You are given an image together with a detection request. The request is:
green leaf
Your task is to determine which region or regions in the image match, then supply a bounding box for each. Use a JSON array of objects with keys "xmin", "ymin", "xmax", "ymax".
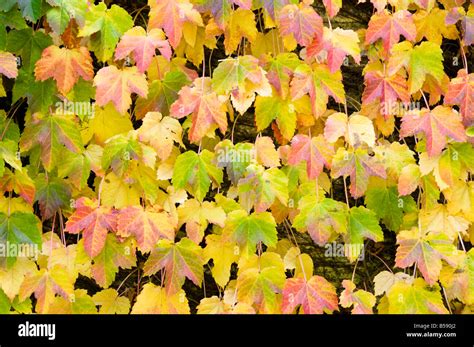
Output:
[
  {"xmin": 90, "ymin": 235, "xmax": 136, "ymax": 288},
  {"xmin": 17, "ymin": 0, "xmax": 45, "ymax": 22},
  {"xmin": 0, "ymin": 0, "xmax": 16, "ymax": 12},
  {"xmin": 238, "ymin": 165, "xmax": 289, "ymax": 213},
  {"xmin": 0, "ymin": 211, "xmax": 42, "ymax": 266},
  {"xmin": 386, "ymin": 278, "xmax": 448, "ymax": 314},
  {"xmin": 408, "ymin": 42, "xmax": 444, "ymax": 93},
  {"xmin": 78, "ymin": 3, "xmax": 133, "ymax": 62},
  {"xmin": 101, "ymin": 134, "xmax": 143, "ymax": 177},
  {"xmin": 0, "ymin": 139, "xmax": 22, "ymax": 176},
  {"xmin": 172, "ymin": 149, "xmax": 222, "ymax": 201},
  {"xmin": 255, "ymin": 94, "xmax": 296, "ymax": 141},
  {"xmin": 215, "ymin": 140, "xmax": 253, "ymax": 184},
  {"xmin": 345, "ymin": 206, "xmax": 383, "ymax": 261},
  {"xmin": 20, "ymin": 113, "xmax": 83, "ymax": 171},
  {"xmin": 224, "ymin": 209, "xmax": 278, "ymax": 256},
  {"xmin": 13, "ymin": 69, "xmax": 57, "ymax": 113},
  {"xmin": 45, "ymin": 0, "xmax": 87, "ymax": 35},
  {"xmin": 34, "ymin": 173, "xmax": 71, "ymax": 220},
  {"xmin": 365, "ymin": 181, "xmax": 416, "ymax": 232},
  {"xmin": 293, "ymin": 196, "xmax": 348, "ymax": 246},
  {"xmin": 7, "ymin": 28, "xmax": 52, "ymax": 73},
  {"xmin": 236, "ymin": 252, "xmax": 285, "ymax": 313}
]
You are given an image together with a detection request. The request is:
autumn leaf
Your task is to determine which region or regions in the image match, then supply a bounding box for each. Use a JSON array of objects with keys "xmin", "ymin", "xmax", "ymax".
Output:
[
  {"xmin": 224, "ymin": 210, "xmax": 278, "ymax": 257},
  {"xmin": 400, "ymin": 106, "xmax": 466, "ymax": 157},
  {"xmin": 339, "ymin": 279, "xmax": 376, "ymax": 314},
  {"xmin": 93, "ymin": 288, "xmax": 130, "ymax": 314},
  {"xmin": 90, "ymin": 234, "xmax": 136, "ymax": 288},
  {"xmin": 78, "ymin": 2, "xmax": 133, "ymax": 62},
  {"xmin": 34, "ymin": 174, "xmax": 71, "ymax": 220},
  {"xmin": 137, "ymin": 112, "xmax": 183, "ymax": 161},
  {"xmin": 131, "ymin": 283, "xmax": 189, "ymax": 314},
  {"xmin": 293, "ymin": 196, "xmax": 348, "ymax": 246},
  {"xmin": 238, "ymin": 165, "xmax": 288, "ymax": 213},
  {"xmin": 116, "ymin": 205, "xmax": 175, "ymax": 253},
  {"xmin": 143, "ymin": 238, "xmax": 204, "ymax": 294},
  {"xmin": 135, "ymin": 70, "xmax": 190, "ymax": 119},
  {"xmin": 255, "ymin": 136, "xmax": 280, "ymax": 168},
  {"xmin": 204, "ymin": 233, "xmax": 239, "ymax": 288},
  {"xmin": 0, "ymin": 258, "xmax": 37, "ymax": 300},
  {"xmin": 389, "ymin": 41, "xmax": 445, "ymax": 94},
  {"xmin": 19, "ymin": 265, "xmax": 74, "ymax": 314},
  {"xmin": 172, "ymin": 150, "xmax": 223, "ymax": 201},
  {"xmin": 170, "ymin": 77, "xmax": 227, "ymax": 143},
  {"xmin": 236, "ymin": 252, "xmax": 286, "ymax": 313},
  {"xmin": 287, "ymin": 134, "xmax": 334, "ymax": 179},
  {"xmin": 0, "ymin": 51, "xmax": 18, "ymax": 78},
  {"xmin": 65, "ymin": 197, "xmax": 117, "ymax": 258},
  {"xmin": 149, "ymin": 0, "xmax": 203, "ymax": 48},
  {"xmin": 94, "ymin": 65, "xmax": 149, "ymax": 115},
  {"xmin": 282, "ymin": 275, "xmax": 338, "ymax": 314},
  {"xmin": 264, "ymin": 53, "xmax": 301, "ymax": 99},
  {"xmin": 362, "ymin": 62, "xmax": 410, "ymax": 119},
  {"xmin": 445, "ymin": 69, "xmax": 473, "ymax": 126},
  {"xmin": 324, "ymin": 112, "xmax": 376, "ymax": 147},
  {"xmin": 365, "ymin": 10, "xmax": 416, "ymax": 55},
  {"xmin": 212, "ymin": 55, "xmax": 271, "ymax": 114},
  {"xmin": 323, "ymin": 0, "xmax": 342, "ymax": 18},
  {"xmin": 395, "ymin": 227, "xmax": 458, "ymax": 285},
  {"xmin": 177, "ymin": 199, "xmax": 226, "ymax": 244},
  {"xmin": 115, "ymin": 27, "xmax": 172, "ymax": 73},
  {"xmin": 279, "ymin": 3, "xmax": 323, "ymax": 47},
  {"xmin": 331, "ymin": 147, "xmax": 386, "ymax": 198},
  {"xmin": 222, "ymin": 9, "xmax": 257, "ymax": 55},
  {"xmin": 385, "ymin": 278, "xmax": 448, "ymax": 314},
  {"xmin": 308, "ymin": 27, "xmax": 360, "ymax": 73},
  {"xmin": 290, "ymin": 63, "xmax": 345, "ymax": 117},
  {"xmin": 20, "ymin": 113, "xmax": 83, "ymax": 171}
]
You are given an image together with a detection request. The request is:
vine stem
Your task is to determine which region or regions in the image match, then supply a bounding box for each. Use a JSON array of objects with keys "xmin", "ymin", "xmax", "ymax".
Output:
[
  {"xmin": 441, "ymin": 285, "xmax": 453, "ymax": 314},
  {"xmin": 97, "ymin": 176, "xmax": 105, "ymax": 207},
  {"xmin": 368, "ymin": 251, "xmax": 393, "ymax": 273},
  {"xmin": 283, "ymin": 219, "xmax": 308, "ymax": 283},
  {"xmin": 343, "ymin": 176, "xmax": 350, "ymax": 208}
]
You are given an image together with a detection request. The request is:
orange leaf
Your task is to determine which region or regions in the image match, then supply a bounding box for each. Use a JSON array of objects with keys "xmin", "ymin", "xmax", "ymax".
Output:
[
  {"xmin": 34, "ymin": 46, "xmax": 94, "ymax": 95},
  {"xmin": 94, "ymin": 65, "xmax": 149, "ymax": 114}
]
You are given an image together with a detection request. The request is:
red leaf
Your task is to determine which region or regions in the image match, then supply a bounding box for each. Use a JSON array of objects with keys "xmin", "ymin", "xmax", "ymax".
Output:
[
  {"xmin": 65, "ymin": 197, "xmax": 117, "ymax": 258},
  {"xmin": 115, "ymin": 27, "xmax": 172, "ymax": 73},
  {"xmin": 117, "ymin": 206, "xmax": 175, "ymax": 253},
  {"xmin": 170, "ymin": 77, "xmax": 228, "ymax": 143},
  {"xmin": 94, "ymin": 66, "xmax": 149, "ymax": 114},
  {"xmin": 282, "ymin": 276, "xmax": 338, "ymax": 314},
  {"xmin": 365, "ymin": 10, "xmax": 416, "ymax": 55},
  {"xmin": 445, "ymin": 69, "xmax": 474, "ymax": 126},
  {"xmin": 400, "ymin": 106, "xmax": 467, "ymax": 157},
  {"xmin": 279, "ymin": 3, "xmax": 323, "ymax": 47},
  {"xmin": 288, "ymin": 134, "xmax": 334, "ymax": 179}
]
